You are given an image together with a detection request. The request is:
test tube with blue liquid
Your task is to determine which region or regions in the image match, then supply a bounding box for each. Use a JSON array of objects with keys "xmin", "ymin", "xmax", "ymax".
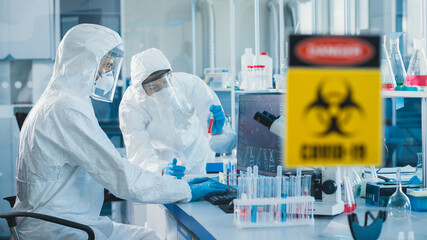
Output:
[
  {"xmin": 281, "ymin": 176, "xmax": 289, "ymax": 222},
  {"xmin": 252, "ymin": 166, "xmax": 258, "ymax": 223},
  {"xmin": 274, "ymin": 166, "xmax": 282, "ymax": 223}
]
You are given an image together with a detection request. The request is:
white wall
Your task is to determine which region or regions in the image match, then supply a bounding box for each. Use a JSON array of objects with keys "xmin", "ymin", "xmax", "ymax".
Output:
[{"xmin": 123, "ymin": 0, "xmax": 273, "ymax": 79}]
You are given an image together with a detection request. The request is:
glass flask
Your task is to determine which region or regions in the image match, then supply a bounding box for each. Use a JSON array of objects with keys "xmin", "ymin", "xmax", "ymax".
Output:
[
  {"xmin": 409, "ymin": 153, "xmax": 423, "ymax": 184},
  {"xmin": 387, "ymin": 167, "xmax": 411, "ymax": 219},
  {"xmin": 381, "ymin": 36, "xmax": 396, "ymax": 90},
  {"xmin": 386, "ymin": 32, "xmax": 407, "ymax": 86},
  {"xmin": 405, "ymin": 38, "xmax": 427, "ymax": 87},
  {"xmin": 351, "ymin": 168, "xmax": 362, "ymax": 199}
]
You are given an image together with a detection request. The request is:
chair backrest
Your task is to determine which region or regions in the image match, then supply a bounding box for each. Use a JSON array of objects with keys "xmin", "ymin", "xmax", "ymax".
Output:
[
  {"xmin": 4, "ymin": 196, "xmax": 16, "ymax": 208},
  {"xmin": 1, "ymin": 196, "xmax": 95, "ymax": 240}
]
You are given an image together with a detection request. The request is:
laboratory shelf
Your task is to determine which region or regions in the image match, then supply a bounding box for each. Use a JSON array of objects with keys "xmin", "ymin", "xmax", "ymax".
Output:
[
  {"xmin": 382, "ymin": 90, "xmax": 427, "ymax": 189},
  {"xmin": 381, "ymin": 91, "xmax": 427, "ymax": 98}
]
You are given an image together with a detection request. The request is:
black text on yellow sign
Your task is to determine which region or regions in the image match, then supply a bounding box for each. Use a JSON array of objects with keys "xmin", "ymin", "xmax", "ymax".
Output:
[{"xmin": 285, "ymin": 68, "xmax": 381, "ymax": 167}]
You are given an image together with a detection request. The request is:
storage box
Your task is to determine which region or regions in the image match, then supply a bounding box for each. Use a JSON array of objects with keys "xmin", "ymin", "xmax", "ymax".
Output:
[
  {"xmin": 407, "ymin": 188, "xmax": 427, "ymax": 211},
  {"xmin": 365, "ymin": 182, "xmax": 420, "ymax": 207}
]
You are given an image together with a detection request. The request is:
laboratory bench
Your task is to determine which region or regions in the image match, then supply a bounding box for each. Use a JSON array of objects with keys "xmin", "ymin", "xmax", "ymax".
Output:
[{"xmin": 142, "ymin": 198, "xmax": 427, "ymax": 240}]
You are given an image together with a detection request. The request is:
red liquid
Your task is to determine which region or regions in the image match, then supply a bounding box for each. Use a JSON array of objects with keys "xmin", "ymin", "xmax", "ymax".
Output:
[
  {"xmin": 343, "ymin": 202, "xmax": 357, "ymax": 213},
  {"xmin": 382, "ymin": 83, "xmax": 395, "ymax": 90},
  {"xmin": 208, "ymin": 118, "xmax": 213, "ymax": 133},
  {"xmin": 405, "ymin": 75, "xmax": 427, "ymax": 86}
]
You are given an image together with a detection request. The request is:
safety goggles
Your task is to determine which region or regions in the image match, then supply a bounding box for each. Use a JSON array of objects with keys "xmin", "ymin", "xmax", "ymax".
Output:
[
  {"xmin": 91, "ymin": 44, "xmax": 124, "ymax": 102},
  {"xmin": 141, "ymin": 69, "xmax": 171, "ymax": 96}
]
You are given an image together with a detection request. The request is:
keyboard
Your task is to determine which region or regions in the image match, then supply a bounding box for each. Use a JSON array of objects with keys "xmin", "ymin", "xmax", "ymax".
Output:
[{"xmin": 204, "ymin": 187, "xmax": 237, "ymax": 205}]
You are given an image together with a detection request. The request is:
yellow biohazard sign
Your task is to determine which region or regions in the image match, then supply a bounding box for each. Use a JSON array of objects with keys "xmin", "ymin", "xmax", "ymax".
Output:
[{"xmin": 285, "ymin": 35, "xmax": 382, "ymax": 167}]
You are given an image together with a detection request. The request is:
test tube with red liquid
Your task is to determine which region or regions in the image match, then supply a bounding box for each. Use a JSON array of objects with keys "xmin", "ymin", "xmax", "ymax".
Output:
[{"xmin": 208, "ymin": 113, "xmax": 214, "ymax": 133}]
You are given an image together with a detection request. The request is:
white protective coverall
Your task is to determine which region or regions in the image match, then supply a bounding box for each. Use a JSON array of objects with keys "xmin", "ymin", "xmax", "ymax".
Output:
[
  {"xmin": 119, "ymin": 49, "xmax": 236, "ymax": 175},
  {"xmin": 13, "ymin": 24, "xmax": 191, "ymax": 240}
]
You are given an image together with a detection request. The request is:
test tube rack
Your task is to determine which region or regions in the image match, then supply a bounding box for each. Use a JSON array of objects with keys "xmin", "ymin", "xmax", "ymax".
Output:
[{"xmin": 233, "ymin": 196, "xmax": 315, "ymax": 228}]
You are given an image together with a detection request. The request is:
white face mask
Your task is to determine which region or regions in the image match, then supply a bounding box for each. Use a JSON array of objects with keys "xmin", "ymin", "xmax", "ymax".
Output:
[
  {"xmin": 95, "ymin": 71, "xmax": 115, "ymax": 93},
  {"xmin": 150, "ymin": 87, "xmax": 172, "ymax": 103}
]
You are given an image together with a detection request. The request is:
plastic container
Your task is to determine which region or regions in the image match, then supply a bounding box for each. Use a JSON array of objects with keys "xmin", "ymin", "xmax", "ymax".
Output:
[
  {"xmin": 241, "ymin": 48, "xmax": 255, "ymax": 89},
  {"xmin": 259, "ymin": 52, "xmax": 273, "ymax": 89},
  {"xmin": 407, "ymin": 188, "xmax": 427, "ymax": 211}
]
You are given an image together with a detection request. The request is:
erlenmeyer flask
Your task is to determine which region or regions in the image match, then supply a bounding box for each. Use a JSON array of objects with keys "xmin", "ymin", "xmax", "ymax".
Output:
[
  {"xmin": 386, "ymin": 33, "xmax": 407, "ymax": 86},
  {"xmin": 405, "ymin": 38, "xmax": 427, "ymax": 87},
  {"xmin": 351, "ymin": 168, "xmax": 362, "ymax": 199},
  {"xmin": 387, "ymin": 167, "xmax": 411, "ymax": 219},
  {"xmin": 381, "ymin": 36, "xmax": 396, "ymax": 90}
]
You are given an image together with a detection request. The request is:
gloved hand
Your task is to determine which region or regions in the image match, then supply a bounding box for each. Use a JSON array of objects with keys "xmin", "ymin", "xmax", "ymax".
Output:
[
  {"xmin": 163, "ymin": 158, "xmax": 186, "ymax": 179},
  {"xmin": 208, "ymin": 105, "xmax": 225, "ymax": 134},
  {"xmin": 189, "ymin": 178, "xmax": 229, "ymax": 201}
]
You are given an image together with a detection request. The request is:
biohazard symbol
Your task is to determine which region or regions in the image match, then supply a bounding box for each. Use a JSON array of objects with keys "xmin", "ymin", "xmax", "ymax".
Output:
[{"xmin": 304, "ymin": 77, "xmax": 364, "ymax": 137}]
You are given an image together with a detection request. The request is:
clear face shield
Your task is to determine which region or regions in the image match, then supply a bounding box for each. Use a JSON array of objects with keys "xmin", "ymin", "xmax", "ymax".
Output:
[
  {"xmin": 141, "ymin": 69, "xmax": 172, "ymax": 97},
  {"xmin": 91, "ymin": 45, "xmax": 124, "ymax": 102}
]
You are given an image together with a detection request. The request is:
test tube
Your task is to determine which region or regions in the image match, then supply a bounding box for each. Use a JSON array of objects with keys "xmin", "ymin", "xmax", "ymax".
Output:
[
  {"xmin": 247, "ymin": 167, "xmax": 252, "ymax": 178},
  {"xmin": 207, "ymin": 112, "xmax": 214, "ymax": 133},
  {"xmin": 274, "ymin": 175, "xmax": 282, "ymax": 222},
  {"xmin": 222, "ymin": 157, "xmax": 229, "ymax": 185},
  {"xmin": 246, "ymin": 177, "xmax": 252, "ymax": 223},
  {"xmin": 302, "ymin": 175, "xmax": 311, "ymax": 220},
  {"xmin": 275, "ymin": 165, "xmax": 282, "ymax": 222},
  {"xmin": 251, "ymin": 166, "xmax": 258, "ymax": 223},
  {"xmin": 281, "ymin": 176, "xmax": 289, "ymax": 222},
  {"xmin": 264, "ymin": 177, "xmax": 273, "ymax": 223},
  {"xmin": 290, "ymin": 176, "xmax": 296, "ymax": 221},
  {"xmin": 219, "ymin": 172, "xmax": 225, "ymax": 184},
  {"xmin": 231, "ymin": 159, "xmax": 237, "ymax": 186},
  {"xmin": 296, "ymin": 169, "xmax": 302, "ymax": 219},
  {"xmin": 257, "ymin": 177, "xmax": 264, "ymax": 222}
]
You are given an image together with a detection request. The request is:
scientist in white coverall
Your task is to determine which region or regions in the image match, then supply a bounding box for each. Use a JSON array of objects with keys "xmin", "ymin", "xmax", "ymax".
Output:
[
  {"xmin": 119, "ymin": 48, "xmax": 236, "ymax": 177},
  {"xmin": 13, "ymin": 24, "xmax": 228, "ymax": 240}
]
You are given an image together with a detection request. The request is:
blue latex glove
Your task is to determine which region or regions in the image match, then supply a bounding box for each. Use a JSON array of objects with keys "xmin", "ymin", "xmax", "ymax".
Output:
[
  {"xmin": 208, "ymin": 105, "xmax": 225, "ymax": 134},
  {"xmin": 163, "ymin": 158, "xmax": 186, "ymax": 179},
  {"xmin": 188, "ymin": 177, "xmax": 212, "ymax": 185},
  {"xmin": 189, "ymin": 179, "xmax": 229, "ymax": 201}
]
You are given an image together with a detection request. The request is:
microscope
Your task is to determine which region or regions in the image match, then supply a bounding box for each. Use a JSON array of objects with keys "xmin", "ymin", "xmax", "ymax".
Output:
[{"xmin": 254, "ymin": 111, "xmax": 344, "ymax": 216}]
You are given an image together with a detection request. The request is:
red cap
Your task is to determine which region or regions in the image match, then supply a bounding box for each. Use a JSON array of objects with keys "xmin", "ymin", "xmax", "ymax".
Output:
[{"xmin": 260, "ymin": 52, "xmax": 268, "ymax": 55}]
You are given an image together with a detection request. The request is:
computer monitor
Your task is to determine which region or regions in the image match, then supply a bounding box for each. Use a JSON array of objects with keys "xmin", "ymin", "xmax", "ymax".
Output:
[{"xmin": 237, "ymin": 93, "xmax": 284, "ymax": 176}]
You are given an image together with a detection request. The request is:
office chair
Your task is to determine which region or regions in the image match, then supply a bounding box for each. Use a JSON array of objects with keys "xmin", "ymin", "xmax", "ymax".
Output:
[{"xmin": 1, "ymin": 196, "xmax": 95, "ymax": 240}]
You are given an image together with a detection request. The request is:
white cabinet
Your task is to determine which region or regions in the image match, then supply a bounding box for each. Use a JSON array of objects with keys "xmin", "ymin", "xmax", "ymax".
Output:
[{"xmin": 2, "ymin": 0, "xmax": 54, "ymax": 60}]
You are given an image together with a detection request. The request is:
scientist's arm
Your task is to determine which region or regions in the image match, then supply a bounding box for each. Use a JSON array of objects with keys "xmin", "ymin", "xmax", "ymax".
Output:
[
  {"xmin": 66, "ymin": 106, "xmax": 192, "ymax": 203},
  {"xmin": 119, "ymin": 98, "xmax": 166, "ymax": 174},
  {"xmin": 178, "ymin": 73, "xmax": 236, "ymax": 153}
]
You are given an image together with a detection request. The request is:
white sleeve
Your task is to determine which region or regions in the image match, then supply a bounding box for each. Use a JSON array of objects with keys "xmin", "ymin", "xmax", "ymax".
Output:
[
  {"xmin": 178, "ymin": 74, "xmax": 236, "ymax": 153},
  {"xmin": 65, "ymin": 106, "xmax": 192, "ymax": 203},
  {"xmin": 119, "ymin": 90, "xmax": 166, "ymax": 174}
]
